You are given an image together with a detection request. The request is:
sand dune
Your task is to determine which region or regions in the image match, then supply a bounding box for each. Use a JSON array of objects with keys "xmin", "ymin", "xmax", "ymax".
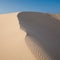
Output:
[
  {"xmin": 0, "ymin": 12, "xmax": 60, "ymax": 60},
  {"xmin": 17, "ymin": 12, "xmax": 60, "ymax": 60}
]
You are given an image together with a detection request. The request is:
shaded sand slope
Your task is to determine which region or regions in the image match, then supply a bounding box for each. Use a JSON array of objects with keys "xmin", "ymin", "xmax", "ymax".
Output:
[
  {"xmin": 0, "ymin": 13, "xmax": 36, "ymax": 60},
  {"xmin": 17, "ymin": 12, "xmax": 60, "ymax": 60}
]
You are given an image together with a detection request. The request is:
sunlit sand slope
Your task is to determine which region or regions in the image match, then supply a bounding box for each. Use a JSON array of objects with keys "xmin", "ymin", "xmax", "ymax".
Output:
[{"xmin": 0, "ymin": 13, "xmax": 36, "ymax": 60}]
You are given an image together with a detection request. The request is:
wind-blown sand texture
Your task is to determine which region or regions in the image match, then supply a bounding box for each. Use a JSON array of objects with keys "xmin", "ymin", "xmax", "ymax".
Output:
[{"xmin": 0, "ymin": 12, "xmax": 60, "ymax": 60}]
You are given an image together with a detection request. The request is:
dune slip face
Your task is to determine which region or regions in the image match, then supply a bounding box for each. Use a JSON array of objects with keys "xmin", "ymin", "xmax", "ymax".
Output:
[
  {"xmin": 0, "ymin": 12, "xmax": 37, "ymax": 60},
  {"xmin": 17, "ymin": 12, "xmax": 60, "ymax": 60}
]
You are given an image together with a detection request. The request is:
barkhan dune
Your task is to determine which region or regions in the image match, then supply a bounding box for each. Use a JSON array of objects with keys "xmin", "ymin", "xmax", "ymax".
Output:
[{"xmin": 0, "ymin": 12, "xmax": 60, "ymax": 60}]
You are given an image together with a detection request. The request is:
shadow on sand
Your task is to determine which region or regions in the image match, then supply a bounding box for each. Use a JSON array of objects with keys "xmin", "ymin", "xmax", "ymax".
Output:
[{"xmin": 17, "ymin": 12, "xmax": 60, "ymax": 60}]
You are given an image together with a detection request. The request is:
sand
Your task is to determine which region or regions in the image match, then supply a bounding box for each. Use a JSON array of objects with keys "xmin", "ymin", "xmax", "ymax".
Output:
[
  {"xmin": 0, "ymin": 13, "xmax": 36, "ymax": 60},
  {"xmin": 17, "ymin": 12, "xmax": 60, "ymax": 60},
  {"xmin": 0, "ymin": 12, "xmax": 60, "ymax": 60}
]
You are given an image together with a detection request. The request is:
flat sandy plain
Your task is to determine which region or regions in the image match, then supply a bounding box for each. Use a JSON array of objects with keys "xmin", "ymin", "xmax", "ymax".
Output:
[{"xmin": 0, "ymin": 12, "xmax": 60, "ymax": 60}]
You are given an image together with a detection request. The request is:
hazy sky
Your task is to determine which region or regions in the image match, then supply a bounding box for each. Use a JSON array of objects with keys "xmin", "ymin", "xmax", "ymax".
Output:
[{"xmin": 0, "ymin": 0, "xmax": 60, "ymax": 14}]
